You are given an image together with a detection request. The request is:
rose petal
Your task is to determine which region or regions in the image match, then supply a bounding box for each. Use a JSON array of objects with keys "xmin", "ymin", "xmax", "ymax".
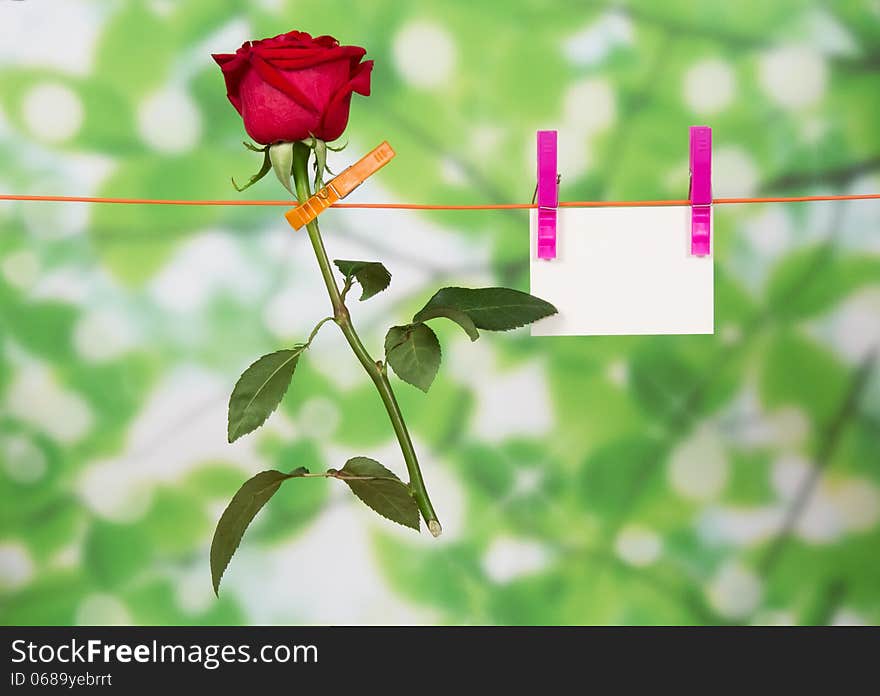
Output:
[
  {"xmin": 214, "ymin": 31, "xmax": 371, "ymax": 144},
  {"xmin": 317, "ymin": 60, "xmax": 373, "ymax": 140},
  {"xmin": 238, "ymin": 68, "xmax": 321, "ymax": 143},
  {"xmin": 313, "ymin": 35, "xmax": 341, "ymax": 48},
  {"xmin": 260, "ymin": 30, "xmax": 313, "ymax": 48},
  {"xmin": 212, "ymin": 52, "xmax": 249, "ymax": 113},
  {"xmin": 350, "ymin": 59, "xmax": 373, "ymax": 96},
  {"xmin": 251, "ymin": 53, "xmax": 320, "ymax": 114},
  {"xmin": 257, "ymin": 45, "xmax": 366, "ymax": 70}
]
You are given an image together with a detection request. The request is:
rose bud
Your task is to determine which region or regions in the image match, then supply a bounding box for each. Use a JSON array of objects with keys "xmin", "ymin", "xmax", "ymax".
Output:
[{"xmin": 213, "ymin": 30, "xmax": 373, "ymax": 145}]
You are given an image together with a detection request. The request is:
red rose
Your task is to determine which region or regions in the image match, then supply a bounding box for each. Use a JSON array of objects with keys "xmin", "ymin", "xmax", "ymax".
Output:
[{"xmin": 213, "ymin": 31, "xmax": 372, "ymax": 145}]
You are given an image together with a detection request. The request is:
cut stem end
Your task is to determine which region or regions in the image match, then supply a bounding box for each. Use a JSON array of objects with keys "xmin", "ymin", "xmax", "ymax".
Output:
[{"xmin": 428, "ymin": 520, "xmax": 442, "ymax": 538}]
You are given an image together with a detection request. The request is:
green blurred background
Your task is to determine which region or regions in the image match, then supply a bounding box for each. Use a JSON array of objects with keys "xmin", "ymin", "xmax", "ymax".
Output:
[{"xmin": 1, "ymin": 0, "xmax": 879, "ymax": 625}]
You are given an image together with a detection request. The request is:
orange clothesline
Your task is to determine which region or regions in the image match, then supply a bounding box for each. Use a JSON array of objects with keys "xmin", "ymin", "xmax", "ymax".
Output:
[{"xmin": 0, "ymin": 193, "xmax": 878, "ymax": 208}]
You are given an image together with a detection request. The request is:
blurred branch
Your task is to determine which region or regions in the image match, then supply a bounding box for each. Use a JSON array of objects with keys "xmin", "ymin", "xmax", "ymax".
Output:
[
  {"xmin": 585, "ymin": 0, "xmax": 880, "ymax": 78},
  {"xmin": 574, "ymin": 544, "xmax": 727, "ymax": 624},
  {"xmin": 803, "ymin": 578, "xmax": 847, "ymax": 626},
  {"xmin": 857, "ymin": 411, "xmax": 880, "ymax": 436},
  {"xmin": 663, "ymin": 206, "xmax": 845, "ymax": 435},
  {"xmin": 818, "ymin": 4, "xmax": 880, "ymax": 73},
  {"xmin": 762, "ymin": 156, "xmax": 880, "ymax": 191},
  {"xmin": 598, "ymin": 35, "xmax": 673, "ymax": 196},
  {"xmin": 759, "ymin": 348, "xmax": 878, "ymax": 574},
  {"xmin": 833, "ymin": 54, "xmax": 880, "ymax": 72},
  {"xmin": 483, "ymin": 464, "xmax": 724, "ymax": 623}
]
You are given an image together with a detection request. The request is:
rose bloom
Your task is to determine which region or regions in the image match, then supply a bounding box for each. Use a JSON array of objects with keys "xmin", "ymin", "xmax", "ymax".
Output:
[{"xmin": 213, "ymin": 30, "xmax": 372, "ymax": 145}]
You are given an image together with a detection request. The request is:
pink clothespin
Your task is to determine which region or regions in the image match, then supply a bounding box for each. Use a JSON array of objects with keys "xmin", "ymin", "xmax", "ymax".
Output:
[
  {"xmin": 536, "ymin": 130, "xmax": 558, "ymax": 260},
  {"xmin": 689, "ymin": 126, "xmax": 712, "ymax": 256}
]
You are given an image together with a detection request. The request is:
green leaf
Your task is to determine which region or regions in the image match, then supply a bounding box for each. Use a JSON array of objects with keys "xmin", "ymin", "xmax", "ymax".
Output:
[
  {"xmin": 94, "ymin": 4, "xmax": 172, "ymax": 98},
  {"xmin": 766, "ymin": 245, "xmax": 880, "ymax": 320},
  {"xmin": 578, "ymin": 435, "xmax": 669, "ymax": 522},
  {"xmin": 313, "ymin": 138, "xmax": 328, "ymax": 190},
  {"xmin": 210, "ymin": 468, "xmax": 308, "ymax": 594},
  {"xmin": 228, "ymin": 348, "xmax": 304, "ymax": 442},
  {"xmin": 415, "ymin": 287, "xmax": 557, "ymax": 331},
  {"xmin": 333, "ymin": 260, "xmax": 392, "ymax": 301},
  {"xmin": 232, "ymin": 147, "xmax": 271, "ymax": 192},
  {"xmin": 628, "ymin": 343, "xmax": 700, "ymax": 424},
  {"xmin": 269, "ymin": 141, "xmax": 295, "ymax": 196},
  {"xmin": 412, "ymin": 304, "xmax": 480, "ymax": 341},
  {"xmin": 759, "ymin": 329, "xmax": 849, "ymax": 426},
  {"xmin": 336, "ymin": 457, "xmax": 419, "ymax": 530},
  {"xmin": 89, "ymin": 152, "xmax": 230, "ymax": 285},
  {"xmin": 385, "ymin": 323, "xmax": 441, "ymax": 392}
]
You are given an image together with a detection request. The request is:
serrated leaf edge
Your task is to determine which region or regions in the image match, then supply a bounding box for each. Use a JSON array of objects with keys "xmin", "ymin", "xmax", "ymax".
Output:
[
  {"xmin": 345, "ymin": 480, "xmax": 420, "ymax": 531},
  {"xmin": 333, "ymin": 259, "xmax": 391, "ymax": 301},
  {"xmin": 228, "ymin": 347, "xmax": 303, "ymax": 443},
  {"xmin": 418, "ymin": 286, "xmax": 558, "ymax": 331},
  {"xmin": 211, "ymin": 468, "xmax": 306, "ymax": 595},
  {"xmin": 385, "ymin": 323, "xmax": 441, "ymax": 392},
  {"xmin": 337, "ymin": 459, "xmax": 419, "ymax": 531}
]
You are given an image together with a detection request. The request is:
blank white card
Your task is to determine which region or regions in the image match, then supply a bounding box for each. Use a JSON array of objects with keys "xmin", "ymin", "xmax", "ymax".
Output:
[{"xmin": 530, "ymin": 206, "xmax": 714, "ymax": 336}]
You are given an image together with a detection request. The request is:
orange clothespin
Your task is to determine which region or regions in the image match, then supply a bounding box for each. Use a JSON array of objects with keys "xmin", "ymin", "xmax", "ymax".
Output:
[{"xmin": 285, "ymin": 141, "xmax": 395, "ymax": 230}]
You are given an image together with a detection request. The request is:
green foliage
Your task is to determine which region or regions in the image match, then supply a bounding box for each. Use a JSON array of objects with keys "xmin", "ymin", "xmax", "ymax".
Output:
[
  {"xmin": 0, "ymin": 293, "xmax": 77, "ymax": 362},
  {"xmin": 415, "ymin": 287, "xmax": 558, "ymax": 331},
  {"xmin": 412, "ymin": 304, "xmax": 480, "ymax": 341},
  {"xmin": 628, "ymin": 343, "xmax": 700, "ymax": 425},
  {"xmin": 384, "ymin": 323, "xmax": 442, "ymax": 392},
  {"xmin": 759, "ymin": 330, "xmax": 849, "ymax": 427},
  {"xmin": 94, "ymin": 4, "xmax": 174, "ymax": 99},
  {"xmin": 579, "ymin": 435, "xmax": 669, "ymax": 526},
  {"xmin": 211, "ymin": 455, "xmax": 420, "ymax": 592},
  {"xmin": 336, "ymin": 457, "xmax": 420, "ymax": 530},
  {"xmin": 210, "ymin": 468, "xmax": 309, "ymax": 595},
  {"xmin": 228, "ymin": 348, "xmax": 304, "ymax": 443},
  {"xmin": 2, "ymin": 0, "xmax": 879, "ymax": 627},
  {"xmin": 381, "ymin": 286, "xmax": 557, "ymax": 392},
  {"xmin": 766, "ymin": 244, "xmax": 880, "ymax": 320},
  {"xmin": 142, "ymin": 489, "xmax": 211, "ymax": 555},
  {"xmin": 84, "ymin": 521, "xmax": 153, "ymax": 588},
  {"xmin": 89, "ymin": 152, "xmax": 232, "ymax": 283},
  {"xmin": 334, "ymin": 259, "xmax": 392, "ymax": 300}
]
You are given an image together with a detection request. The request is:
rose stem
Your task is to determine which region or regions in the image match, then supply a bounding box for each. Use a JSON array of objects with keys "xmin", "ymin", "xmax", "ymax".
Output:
[{"xmin": 291, "ymin": 142, "xmax": 441, "ymax": 537}]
